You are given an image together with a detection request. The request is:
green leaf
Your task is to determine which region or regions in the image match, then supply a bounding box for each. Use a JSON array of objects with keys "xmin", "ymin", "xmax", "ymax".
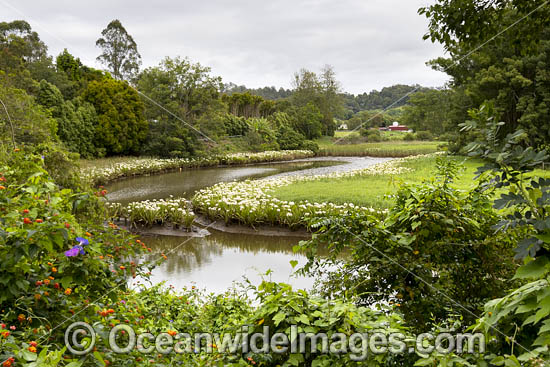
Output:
[
  {"xmin": 273, "ymin": 312, "xmax": 286, "ymax": 326},
  {"xmin": 514, "ymin": 257, "xmax": 550, "ymax": 279}
]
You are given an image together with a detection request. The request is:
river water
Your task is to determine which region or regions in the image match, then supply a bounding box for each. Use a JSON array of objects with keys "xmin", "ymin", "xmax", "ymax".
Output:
[{"xmin": 106, "ymin": 160, "xmax": 343, "ymax": 293}]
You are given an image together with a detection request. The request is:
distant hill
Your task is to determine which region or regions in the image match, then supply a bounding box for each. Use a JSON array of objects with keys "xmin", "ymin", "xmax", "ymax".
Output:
[{"xmin": 342, "ymin": 84, "xmax": 430, "ymax": 114}]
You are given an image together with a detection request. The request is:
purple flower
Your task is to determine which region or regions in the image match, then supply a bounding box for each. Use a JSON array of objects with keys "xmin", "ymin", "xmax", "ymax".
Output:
[
  {"xmin": 65, "ymin": 245, "xmax": 85, "ymax": 257},
  {"xmin": 75, "ymin": 237, "xmax": 89, "ymax": 246}
]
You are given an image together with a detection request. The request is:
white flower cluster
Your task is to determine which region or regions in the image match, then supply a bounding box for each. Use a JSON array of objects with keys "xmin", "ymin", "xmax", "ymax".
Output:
[
  {"xmin": 108, "ymin": 197, "xmax": 195, "ymax": 228},
  {"xmin": 191, "ymin": 157, "xmax": 421, "ymax": 228},
  {"xmin": 82, "ymin": 150, "xmax": 315, "ymax": 185}
]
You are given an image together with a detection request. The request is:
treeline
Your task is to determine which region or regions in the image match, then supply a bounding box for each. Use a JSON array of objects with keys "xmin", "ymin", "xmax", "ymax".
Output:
[
  {"xmin": 223, "ymin": 83, "xmax": 292, "ymax": 100},
  {"xmin": 0, "ymin": 20, "xmax": 344, "ymax": 159}
]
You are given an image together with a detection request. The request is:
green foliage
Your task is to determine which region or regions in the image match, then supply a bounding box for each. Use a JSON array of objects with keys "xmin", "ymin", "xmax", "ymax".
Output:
[
  {"xmin": 300, "ymin": 157, "xmax": 518, "ymax": 331},
  {"xmin": 95, "ymin": 19, "xmax": 141, "ymax": 81},
  {"xmin": 276, "ymin": 124, "xmax": 306, "ymax": 150},
  {"xmin": 0, "ymin": 20, "xmax": 48, "ymax": 92},
  {"xmin": 403, "ymin": 132, "xmax": 416, "ymax": 141},
  {"xmin": 291, "ymin": 66, "xmax": 343, "ymax": 136},
  {"xmin": 401, "ymin": 89, "xmax": 453, "ymax": 135},
  {"xmin": 0, "ymin": 81, "xmax": 57, "ymax": 147},
  {"xmin": 417, "ymin": 102, "xmax": 550, "ymax": 364},
  {"xmin": 415, "ymin": 131, "xmax": 434, "ymax": 141},
  {"xmin": 37, "ymin": 80, "xmax": 97, "ymax": 158},
  {"xmin": 342, "ymin": 84, "xmax": 428, "ymax": 114},
  {"xmin": 83, "ymin": 77, "xmax": 147, "ymax": 156},
  {"xmin": 0, "ymin": 152, "xmax": 151, "ymax": 328},
  {"xmin": 222, "ymin": 114, "xmax": 249, "ymax": 136},
  {"xmin": 222, "ymin": 92, "xmax": 268, "ymax": 118},
  {"xmin": 422, "ymin": 2, "xmax": 550, "ymax": 151},
  {"xmin": 360, "ymin": 129, "xmax": 382, "ymax": 142}
]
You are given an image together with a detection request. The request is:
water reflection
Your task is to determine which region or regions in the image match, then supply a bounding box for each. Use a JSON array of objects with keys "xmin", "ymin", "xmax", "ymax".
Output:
[
  {"xmin": 109, "ymin": 160, "xmax": 344, "ymax": 292},
  {"xmin": 106, "ymin": 161, "xmax": 342, "ymax": 205},
  {"xmin": 137, "ymin": 230, "xmax": 314, "ymax": 293}
]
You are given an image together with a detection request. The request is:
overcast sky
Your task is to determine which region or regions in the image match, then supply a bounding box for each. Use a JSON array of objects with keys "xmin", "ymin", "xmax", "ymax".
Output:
[{"xmin": 1, "ymin": 0, "xmax": 449, "ymax": 94}]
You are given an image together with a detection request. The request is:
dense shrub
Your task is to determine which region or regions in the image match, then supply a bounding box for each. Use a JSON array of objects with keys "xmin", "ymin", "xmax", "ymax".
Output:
[
  {"xmin": 361, "ymin": 128, "xmax": 382, "ymax": 142},
  {"xmin": 276, "ymin": 124, "xmax": 306, "ymax": 150},
  {"xmin": 403, "ymin": 132, "xmax": 416, "ymax": 141},
  {"xmin": 37, "ymin": 80, "xmax": 98, "ymax": 158},
  {"xmin": 83, "ymin": 77, "xmax": 148, "ymax": 155},
  {"xmin": 0, "ymin": 152, "xmax": 152, "ymax": 329},
  {"xmin": 301, "ymin": 139, "xmax": 319, "ymax": 153},
  {"xmin": 415, "ymin": 130, "xmax": 434, "ymax": 140},
  {"xmin": 300, "ymin": 157, "xmax": 518, "ymax": 331},
  {"xmin": 223, "ymin": 113, "xmax": 249, "ymax": 136}
]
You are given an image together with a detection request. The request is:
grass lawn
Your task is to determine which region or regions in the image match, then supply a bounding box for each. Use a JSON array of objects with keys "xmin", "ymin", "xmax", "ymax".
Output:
[
  {"xmin": 315, "ymin": 136, "xmax": 445, "ymax": 157},
  {"xmin": 271, "ymin": 156, "xmax": 485, "ymax": 208}
]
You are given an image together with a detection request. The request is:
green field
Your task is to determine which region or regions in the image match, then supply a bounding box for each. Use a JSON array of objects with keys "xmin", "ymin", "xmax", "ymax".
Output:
[
  {"xmin": 316, "ymin": 136, "xmax": 445, "ymax": 157},
  {"xmin": 272, "ymin": 156, "xmax": 484, "ymax": 208}
]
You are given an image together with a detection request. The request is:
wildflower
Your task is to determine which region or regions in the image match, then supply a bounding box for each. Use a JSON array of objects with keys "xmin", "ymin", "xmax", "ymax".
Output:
[
  {"xmin": 0, "ymin": 186, "xmax": 5, "ymax": 190},
  {"xmin": 54, "ymin": 283, "xmax": 60, "ymax": 289},
  {"xmin": 2, "ymin": 357, "xmax": 14, "ymax": 367},
  {"xmin": 9, "ymin": 326, "xmax": 15, "ymax": 331},
  {"xmin": 1, "ymin": 331, "xmax": 9, "ymax": 338},
  {"xmin": 17, "ymin": 314, "xmax": 25, "ymax": 322},
  {"xmin": 35, "ymin": 219, "xmax": 43, "ymax": 223},
  {"xmin": 29, "ymin": 341, "xmax": 37, "ymax": 347},
  {"xmin": 65, "ymin": 245, "xmax": 85, "ymax": 257},
  {"xmin": 64, "ymin": 222, "xmax": 70, "ymax": 228},
  {"xmin": 76, "ymin": 237, "xmax": 89, "ymax": 246},
  {"xmin": 23, "ymin": 217, "xmax": 32, "ymax": 224},
  {"xmin": 51, "ymin": 267, "xmax": 57, "ymax": 273},
  {"xmin": 34, "ymin": 294, "xmax": 41, "ymax": 300},
  {"xmin": 64, "ymin": 288, "xmax": 72, "ymax": 295},
  {"xmin": 43, "ymin": 279, "xmax": 50, "ymax": 285},
  {"xmin": 28, "ymin": 346, "xmax": 37, "ymax": 353},
  {"xmin": 22, "ymin": 209, "xmax": 29, "ymax": 214}
]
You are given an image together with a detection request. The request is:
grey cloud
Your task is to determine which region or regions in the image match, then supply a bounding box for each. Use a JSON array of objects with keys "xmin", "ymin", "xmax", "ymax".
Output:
[{"xmin": 1, "ymin": 0, "xmax": 449, "ymax": 94}]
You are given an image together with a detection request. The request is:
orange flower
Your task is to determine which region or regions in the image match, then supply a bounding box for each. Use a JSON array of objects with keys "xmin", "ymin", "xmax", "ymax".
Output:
[
  {"xmin": 28, "ymin": 346, "xmax": 37, "ymax": 353},
  {"xmin": 119, "ymin": 265, "xmax": 125, "ymax": 270},
  {"xmin": 14, "ymin": 148, "xmax": 20, "ymax": 152},
  {"xmin": 43, "ymin": 279, "xmax": 50, "ymax": 285},
  {"xmin": 85, "ymin": 232, "xmax": 92, "ymax": 237},
  {"xmin": 34, "ymin": 294, "xmax": 41, "ymax": 300},
  {"xmin": 35, "ymin": 219, "xmax": 43, "ymax": 223},
  {"xmin": 51, "ymin": 267, "xmax": 57, "ymax": 273},
  {"xmin": 0, "ymin": 186, "xmax": 5, "ymax": 190},
  {"xmin": 2, "ymin": 357, "xmax": 14, "ymax": 367},
  {"xmin": 17, "ymin": 314, "xmax": 25, "ymax": 322},
  {"xmin": 64, "ymin": 288, "xmax": 72, "ymax": 295},
  {"xmin": 29, "ymin": 341, "xmax": 37, "ymax": 347},
  {"xmin": 23, "ymin": 217, "xmax": 32, "ymax": 224},
  {"xmin": 1, "ymin": 331, "xmax": 9, "ymax": 338}
]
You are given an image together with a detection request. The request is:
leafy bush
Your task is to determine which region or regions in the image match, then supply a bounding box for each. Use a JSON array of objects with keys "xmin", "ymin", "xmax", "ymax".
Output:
[
  {"xmin": 37, "ymin": 80, "xmax": 98, "ymax": 158},
  {"xmin": 300, "ymin": 157, "xmax": 518, "ymax": 331},
  {"xmin": 301, "ymin": 140, "xmax": 319, "ymax": 154},
  {"xmin": 360, "ymin": 129, "xmax": 382, "ymax": 142},
  {"xmin": 0, "ymin": 152, "xmax": 152, "ymax": 330},
  {"xmin": 276, "ymin": 124, "xmax": 306, "ymax": 150},
  {"xmin": 403, "ymin": 132, "xmax": 415, "ymax": 141},
  {"xmin": 415, "ymin": 130, "xmax": 434, "ymax": 140},
  {"xmin": 83, "ymin": 77, "xmax": 148, "ymax": 155},
  {"xmin": 223, "ymin": 113, "xmax": 249, "ymax": 136}
]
